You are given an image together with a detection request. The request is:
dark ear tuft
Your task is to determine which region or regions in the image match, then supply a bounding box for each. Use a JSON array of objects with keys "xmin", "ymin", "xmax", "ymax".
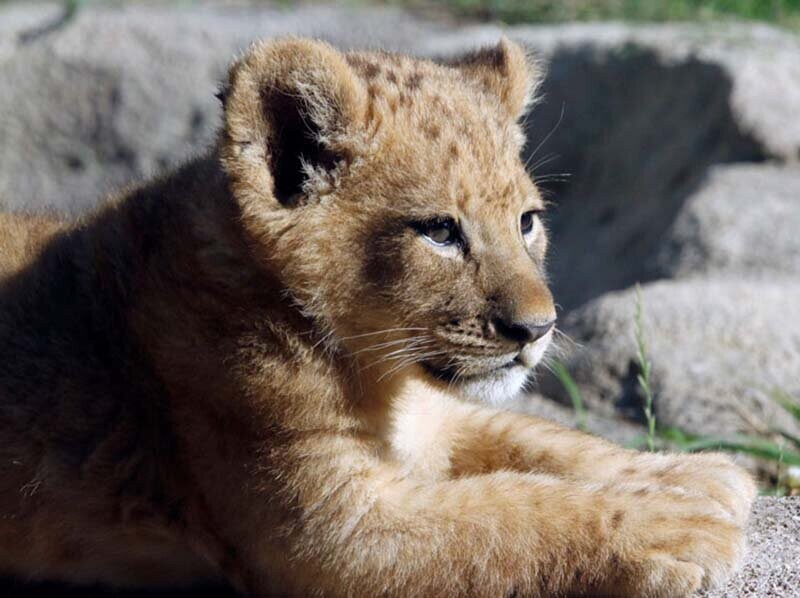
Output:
[
  {"xmin": 267, "ymin": 91, "xmax": 342, "ymax": 206},
  {"xmin": 220, "ymin": 38, "xmax": 367, "ymax": 210},
  {"xmin": 449, "ymin": 37, "xmax": 543, "ymax": 120}
]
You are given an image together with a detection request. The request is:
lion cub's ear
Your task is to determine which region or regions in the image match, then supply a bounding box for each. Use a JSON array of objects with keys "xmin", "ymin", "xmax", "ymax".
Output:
[
  {"xmin": 449, "ymin": 37, "xmax": 543, "ymax": 121},
  {"xmin": 220, "ymin": 38, "xmax": 367, "ymax": 208}
]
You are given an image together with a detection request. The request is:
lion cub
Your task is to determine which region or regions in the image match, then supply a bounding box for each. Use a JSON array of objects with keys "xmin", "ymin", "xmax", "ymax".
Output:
[{"xmin": 0, "ymin": 38, "xmax": 754, "ymax": 596}]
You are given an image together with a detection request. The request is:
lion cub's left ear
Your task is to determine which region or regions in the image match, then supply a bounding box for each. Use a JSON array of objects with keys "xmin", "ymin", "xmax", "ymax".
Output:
[
  {"xmin": 220, "ymin": 37, "xmax": 367, "ymax": 209},
  {"xmin": 450, "ymin": 37, "xmax": 543, "ymax": 121}
]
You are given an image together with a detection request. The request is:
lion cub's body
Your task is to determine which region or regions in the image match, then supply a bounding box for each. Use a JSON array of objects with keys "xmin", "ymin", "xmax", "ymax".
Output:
[{"xmin": 0, "ymin": 39, "xmax": 754, "ymax": 596}]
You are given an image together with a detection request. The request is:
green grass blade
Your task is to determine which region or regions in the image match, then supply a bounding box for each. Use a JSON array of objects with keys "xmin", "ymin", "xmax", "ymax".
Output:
[
  {"xmin": 769, "ymin": 388, "xmax": 800, "ymax": 421},
  {"xmin": 550, "ymin": 360, "xmax": 588, "ymax": 432},
  {"xmin": 680, "ymin": 435, "xmax": 800, "ymax": 466},
  {"xmin": 775, "ymin": 429, "xmax": 800, "ymax": 450}
]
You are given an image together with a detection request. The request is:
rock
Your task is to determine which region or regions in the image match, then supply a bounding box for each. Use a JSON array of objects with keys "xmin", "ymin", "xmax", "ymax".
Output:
[
  {"xmin": 517, "ymin": 43, "xmax": 768, "ymax": 310},
  {"xmin": 1, "ymin": 0, "xmax": 797, "ymax": 447},
  {"xmin": 430, "ymin": 23, "xmax": 800, "ymax": 309},
  {"xmin": 1, "ymin": 5, "xmax": 799, "ymax": 222},
  {"xmin": 534, "ymin": 163, "xmax": 800, "ymax": 440},
  {"xmin": 3, "ymin": 5, "xmax": 799, "ymax": 314},
  {"xmin": 704, "ymin": 497, "xmax": 800, "ymax": 598},
  {"xmin": 658, "ymin": 164, "xmax": 800, "ymax": 279},
  {"xmin": 505, "ymin": 22, "xmax": 800, "ymax": 162},
  {"xmin": 0, "ymin": 3, "xmax": 63, "ymax": 62},
  {"xmin": 1, "ymin": 3, "xmax": 797, "ymax": 435},
  {"xmin": 509, "ymin": 392, "xmax": 645, "ymax": 446},
  {"xmin": 0, "ymin": 3, "xmax": 446, "ymax": 214},
  {"xmin": 540, "ymin": 278, "xmax": 800, "ymax": 438}
]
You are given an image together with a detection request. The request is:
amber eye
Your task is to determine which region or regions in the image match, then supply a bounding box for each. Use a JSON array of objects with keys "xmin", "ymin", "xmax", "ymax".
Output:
[
  {"xmin": 418, "ymin": 218, "xmax": 460, "ymax": 247},
  {"xmin": 520, "ymin": 210, "xmax": 538, "ymax": 236}
]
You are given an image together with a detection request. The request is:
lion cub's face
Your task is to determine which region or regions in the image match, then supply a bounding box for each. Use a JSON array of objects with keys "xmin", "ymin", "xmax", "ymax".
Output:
[{"xmin": 222, "ymin": 38, "xmax": 556, "ymax": 405}]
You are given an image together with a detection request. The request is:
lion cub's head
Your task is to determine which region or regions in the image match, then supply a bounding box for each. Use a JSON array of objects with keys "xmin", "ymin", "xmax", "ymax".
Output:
[{"xmin": 220, "ymin": 37, "xmax": 556, "ymax": 405}]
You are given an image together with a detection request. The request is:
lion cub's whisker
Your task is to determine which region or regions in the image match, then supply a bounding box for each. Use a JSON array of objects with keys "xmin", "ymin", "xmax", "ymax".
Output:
[{"xmin": 376, "ymin": 350, "xmax": 449, "ymax": 382}]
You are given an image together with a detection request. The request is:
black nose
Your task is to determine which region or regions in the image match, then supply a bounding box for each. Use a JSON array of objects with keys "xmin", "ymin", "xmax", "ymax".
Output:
[{"xmin": 491, "ymin": 317, "xmax": 555, "ymax": 344}]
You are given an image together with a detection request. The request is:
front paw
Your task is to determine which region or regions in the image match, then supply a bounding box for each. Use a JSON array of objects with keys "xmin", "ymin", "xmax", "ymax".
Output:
[
  {"xmin": 598, "ymin": 486, "xmax": 746, "ymax": 596},
  {"xmin": 644, "ymin": 452, "xmax": 757, "ymax": 526}
]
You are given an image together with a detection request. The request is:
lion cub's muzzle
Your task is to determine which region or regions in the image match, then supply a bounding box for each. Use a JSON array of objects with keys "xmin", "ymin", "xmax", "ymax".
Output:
[
  {"xmin": 424, "ymin": 314, "xmax": 556, "ymax": 383},
  {"xmin": 488, "ymin": 316, "xmax": 556, "ymax": 346}
]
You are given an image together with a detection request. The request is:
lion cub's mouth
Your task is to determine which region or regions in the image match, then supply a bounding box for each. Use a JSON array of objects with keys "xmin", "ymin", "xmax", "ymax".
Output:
[
  {"xmin": 421, "ymin": 355, "xmax": 523, "ymax": 384},
  {"xmin": 421, "ymin": 354, "xmax": 534, "ymax": 405},
  {"xmin": 419, "ymin": 330, "xmax": 554, "ymax": 404}
]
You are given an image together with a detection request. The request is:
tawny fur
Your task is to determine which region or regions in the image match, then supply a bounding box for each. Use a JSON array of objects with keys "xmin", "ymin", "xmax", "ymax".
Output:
[{"xmin": 0, "ymin": 38, "xmax": 755, "ymax": 596}]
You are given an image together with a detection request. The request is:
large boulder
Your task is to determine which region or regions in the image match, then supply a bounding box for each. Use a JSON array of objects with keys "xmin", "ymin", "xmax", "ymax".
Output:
[
  {"xmin": 0, "ymin": 3, "xmax": 444, "ymax": 214},
  {"xmin": 2, "ymin": 0, "xmax": 799, "ymax": 443},
  {"xmin": 658, "ymin": 164, "xmax": 800, "ymax": 278},
  {"xmin": 542, "ymin": 277, "xmax": 800, "ymax": 437},
  {"xmin": 539, "ymin": 161, "xmax": 800, "ymax": 438},
  {"xmin": 2, "ymin": 4, "xmax": 800, "ymax": 224},
  {"xmin": 429, "ymin": 23, "xmax": 800, "ymax": 309}
]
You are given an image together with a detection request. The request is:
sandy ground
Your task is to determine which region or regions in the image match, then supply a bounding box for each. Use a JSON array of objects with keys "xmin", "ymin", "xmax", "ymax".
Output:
[{"xmin": 705, "ymin": 497, "xmax": 800, "ymax": 597}]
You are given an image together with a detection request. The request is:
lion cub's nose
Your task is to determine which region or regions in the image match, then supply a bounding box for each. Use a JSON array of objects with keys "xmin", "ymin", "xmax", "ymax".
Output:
[{"xmin": 490, "ymin": 317, "xmax": 556, "ymax": 345}]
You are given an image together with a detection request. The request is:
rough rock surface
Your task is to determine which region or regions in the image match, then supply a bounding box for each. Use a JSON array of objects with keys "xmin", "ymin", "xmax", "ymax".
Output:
[
  {"xmin": 541, "ymin": 278, "xmax": 800, "ymax": 437},
  {"xmin": 510, "ymin": 392, "xmax": 646, "ymax": 445},
  {"xmin": 705, "ymin": 497, "xmax": 800, "ymax": 598},
  {"xmin": 658, "ymin": 164, "xmax": 800, "ymax": 278},
  {"xmin": 433, "ymin": 25, "xmax": 798, "ymax": 309},
  {"xmin": 2, "ymin": 5, "xmax": 799, "ymax": 218},
  {"xmin": 540, "ymin": 163, "xmax": 800, "ymax": 443},
  {"xmin": 0, "ymin": 3, "xmax": 448, "ymax": 214}
]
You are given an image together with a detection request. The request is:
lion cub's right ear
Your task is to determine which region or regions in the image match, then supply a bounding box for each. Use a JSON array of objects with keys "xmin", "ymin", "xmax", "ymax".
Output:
[
  {"xmin": 220, "ymin": 38, "xmax": 367, "ymax": 210},
  {"xmin": 449, "ymin": 37, "xmax": 543, "ymax": 122}
]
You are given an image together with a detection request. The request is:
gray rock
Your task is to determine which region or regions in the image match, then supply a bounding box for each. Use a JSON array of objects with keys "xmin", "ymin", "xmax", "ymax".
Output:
[
  {"xmin": 431, "ymin": 22, "xmax": 800, "ymax": 309},
  {"xmin": 506, "ymin": 22, "xmax": 800, "ymax": 162},
  {"xmin": 0, "ymin": 1, "xmax": 796, "ymax": 435},
  {"xmin": 0, "ymin": 3, "xmax": 447, "ymax": 214},
  {"xmin": 541, "ymin": 278, "xmax": 800, "ymax": 438},
  {"xmin": 0, "ymin": 3, "xmax": 62, "ymax": 62},
  {"xmin": 2, "ymin": 4, "xmax": 799, "ymax": 224},
  {"xmin": 1, "ymin": 0, "xmax": 797, "ymax": 448},
  {"xmin": 510, "ymin": 392, "xmax": 645, "ymax": 446},
  {"xmin": 659, "ymin": 164, "xmax": 800, "ymax": 279}
]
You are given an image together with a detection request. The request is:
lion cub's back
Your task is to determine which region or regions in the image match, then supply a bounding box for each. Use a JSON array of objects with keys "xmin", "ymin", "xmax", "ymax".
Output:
[{"xmin": 0, "ymin": 212, "xmax": 66, "ymax": 278}]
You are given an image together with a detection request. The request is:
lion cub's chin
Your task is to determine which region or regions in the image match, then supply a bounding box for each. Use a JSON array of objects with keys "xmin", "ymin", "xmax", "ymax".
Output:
[
  {"xmin": 459, "ymin": 332, "xmax": 553, "ymax": 406},
  {"xmin": 459, "ymin": 365, "xmax": 531, "ymax": 406}
]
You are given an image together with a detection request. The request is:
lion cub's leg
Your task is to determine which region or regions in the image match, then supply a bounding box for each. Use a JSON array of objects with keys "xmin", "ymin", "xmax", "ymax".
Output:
[
  {"xmin": 248, "ymin": 446, "xmax": 744, "ymax": 597},
  {"xmin": 447, "ymin": 403, "xmax": 756, "ymax": 525}
]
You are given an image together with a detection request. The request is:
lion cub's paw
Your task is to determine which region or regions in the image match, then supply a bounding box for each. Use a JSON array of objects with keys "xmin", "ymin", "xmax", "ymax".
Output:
[
  {"xmin": 603, "ymin": 487, "xmax": 746, "ymax": 596},
  {"xmin": 644, "ymin": 452, "xmax": 757, "ymax": 526}
]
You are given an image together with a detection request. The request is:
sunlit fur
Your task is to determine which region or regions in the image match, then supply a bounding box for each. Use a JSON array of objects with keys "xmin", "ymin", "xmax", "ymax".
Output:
[{"xmin": 0, "ymin": 38, "xmax": 755, "ymax": 596}]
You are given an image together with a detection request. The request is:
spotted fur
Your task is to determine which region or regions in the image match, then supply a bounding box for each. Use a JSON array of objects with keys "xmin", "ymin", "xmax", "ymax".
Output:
[{"xmin": 0, "ymin": 38, "xmax": 754, "ymax": 596}]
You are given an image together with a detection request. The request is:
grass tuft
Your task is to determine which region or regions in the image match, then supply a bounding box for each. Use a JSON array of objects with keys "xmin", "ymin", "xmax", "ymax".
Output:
[{"xmin": 634, "ymin": 284, "xmax": 657, "ymax": 452}]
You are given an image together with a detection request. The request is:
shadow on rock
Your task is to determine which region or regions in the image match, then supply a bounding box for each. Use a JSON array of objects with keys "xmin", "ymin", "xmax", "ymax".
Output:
[{"xmin": 523, "ymin": 43, "xmax": 768, "ymax": 312}]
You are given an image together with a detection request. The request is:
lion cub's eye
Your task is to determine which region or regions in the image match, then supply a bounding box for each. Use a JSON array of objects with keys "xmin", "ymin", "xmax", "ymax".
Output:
[
  {"xmin": 417, "ymin": 218, "xmax": 460, "ymax": 247},
  {"xmin": 520, "ymin": 210, "xmax": 540, "ymax": 236}
]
